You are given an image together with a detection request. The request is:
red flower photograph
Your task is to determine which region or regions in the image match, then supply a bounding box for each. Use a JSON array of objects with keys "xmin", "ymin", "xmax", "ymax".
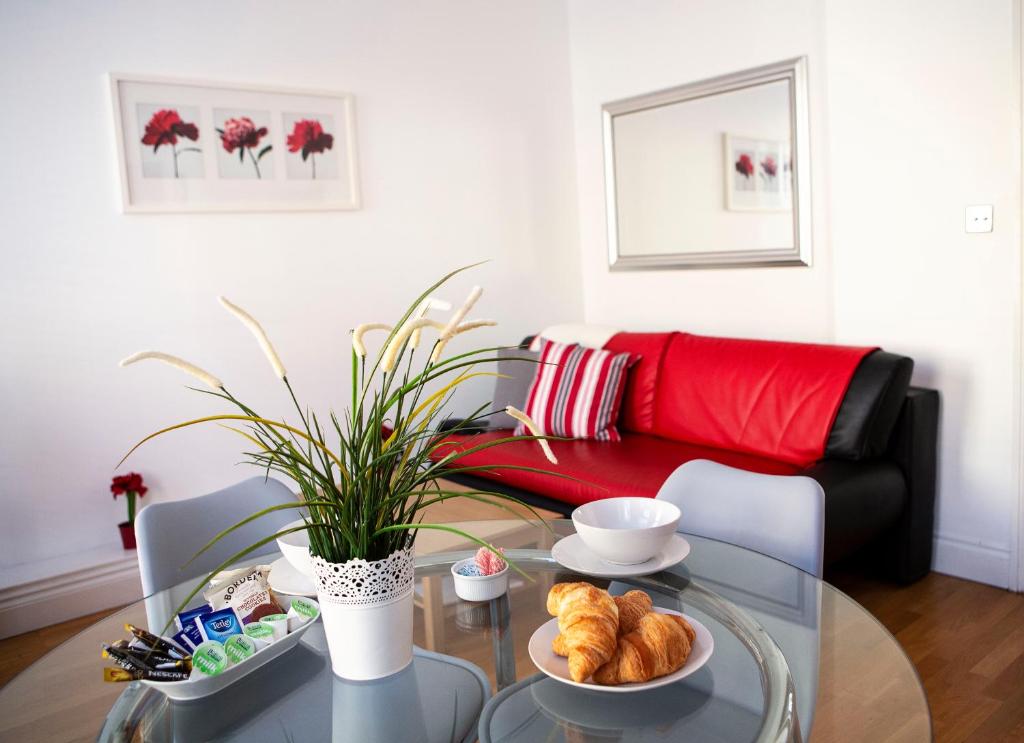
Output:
[
  {"xmin": 286, "ymin": 118, "xmax": 334, "ymax": 179},
  {"xmin": 140, "ymin": 108, "xmax": 200, "ymax": 178},
  {"xmin": 735, "ymin": 153, "xmax": 755, "ymax": 178},
  {"xmin": 217, "ymin": 116, "xmax": 272, "ymax": 178}
]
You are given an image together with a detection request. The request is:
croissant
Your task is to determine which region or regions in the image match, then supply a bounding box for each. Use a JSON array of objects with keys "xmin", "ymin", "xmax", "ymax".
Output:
[
  {"xmin": 592, "ymin": 612, "xmax": 696, "ymax": 685},
  {"xmin": 552, "ymin": 589, "xmax": 652, "ymax": 656},
  {"xmin": 613, "ymin": 590, "xmax": 653, "ymax": 634},
  {"xmin": 546, "ymin": 582, "xmax": 619, "ymax": 682}
]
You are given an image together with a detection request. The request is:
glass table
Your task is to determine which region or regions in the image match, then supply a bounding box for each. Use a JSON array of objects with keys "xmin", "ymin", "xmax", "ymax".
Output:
[{"xmin": 0, "ymin": 519, "xmax": 930, "ymax": 742}]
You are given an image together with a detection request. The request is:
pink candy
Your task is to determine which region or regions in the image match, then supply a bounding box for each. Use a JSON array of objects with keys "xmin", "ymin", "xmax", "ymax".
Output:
[{"xmin": 474, "ymin": 546, "xmax": 507, "ymax": 576}]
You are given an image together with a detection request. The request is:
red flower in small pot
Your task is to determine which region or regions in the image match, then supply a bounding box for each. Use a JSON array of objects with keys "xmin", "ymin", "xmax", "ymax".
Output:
[
  {"xmin": 140, "ymin": 109, "xmax": 200, "ymax": 178},
  {"xmin": 111, "ymin": 472, "xmax": 147, "ymax": 548},
  {"xmin": 761, "ymin": 156, "xmax": 778, "ymax": 178},
  {"xmin": 735, "ymin": 153, "xmax": 754, "ymax": 178},
  {"xmin": 217, "ymin": 117, "xmax": 272, "ymax": 178},
  {"xmin": 286, "ymin": 119, "xmax": 334, "ymax": 179}
]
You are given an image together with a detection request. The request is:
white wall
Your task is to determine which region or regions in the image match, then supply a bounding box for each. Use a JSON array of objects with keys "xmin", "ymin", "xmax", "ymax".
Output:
[
  {"xmin": 0, "ymin": 0, "xmax": 582, "ymax": 571},
  {"xmin": 567, "ymin": 0, "xmax": 1022, "ymax": 587},
  {"xmin": 567, "ymin": 0, "xmax": 834, "ymax": 340},
  {"xmin": 825, "ymin": 0, "xmax": 1021, "ymax": 588}
]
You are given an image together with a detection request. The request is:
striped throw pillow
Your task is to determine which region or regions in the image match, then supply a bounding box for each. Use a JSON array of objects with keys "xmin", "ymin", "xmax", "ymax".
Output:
[{"xmin": 515, "ymin": 339, "xmax": 635, "ymax": 442}]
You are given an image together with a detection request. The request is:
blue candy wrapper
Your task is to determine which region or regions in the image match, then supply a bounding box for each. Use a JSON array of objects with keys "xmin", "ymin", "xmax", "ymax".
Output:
[{"xmin": 197, "ymin": 607, "xmax": 243, "ymax": 643}]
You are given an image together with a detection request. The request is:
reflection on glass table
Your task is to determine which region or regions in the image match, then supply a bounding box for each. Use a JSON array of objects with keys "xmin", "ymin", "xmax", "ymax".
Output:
[{"xmin": 0, "ymin": 519, "xmax": 929, "ymax": 743}]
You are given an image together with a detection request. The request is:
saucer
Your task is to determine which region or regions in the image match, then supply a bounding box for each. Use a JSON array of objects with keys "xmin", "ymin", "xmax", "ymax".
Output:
[
  {"xmin": 268, "ymin": 556, "xmax": 318, "ymax": 597},
  {"xmin": 551, "ymin": 533, "xmax": 690, "ymax": 577}
]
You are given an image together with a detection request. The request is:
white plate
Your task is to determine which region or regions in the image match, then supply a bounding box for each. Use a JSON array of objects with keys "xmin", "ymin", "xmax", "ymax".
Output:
[
  {"xmin": 528, "ymin": 607, "xmax": 714, "ymax": 693},
  {"xmin": 551, "ymin": 533, "xmax": 690, "ymax": 577},
  {"xmin": 268, "ymin": 556, "xmax": 318, "ymax": 597},
  {"xmin": 141, "ymin": 596, "xmax": 319, "ymax": 701}
]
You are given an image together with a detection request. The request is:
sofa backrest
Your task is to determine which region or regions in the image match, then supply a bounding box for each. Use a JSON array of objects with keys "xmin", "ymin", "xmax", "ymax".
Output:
[
  {"xmin": 825, "ymin": 350, "xmax": 914, "ymax": 460},
  {"xmin": 604, "ymin": 332, "xmax": 900, "ymax": 466}
]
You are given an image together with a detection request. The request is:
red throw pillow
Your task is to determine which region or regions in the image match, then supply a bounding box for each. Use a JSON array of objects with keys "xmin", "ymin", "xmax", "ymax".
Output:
[{"xmin": 515, "ymin": 339, "xmax": 635, "ymax": 442}]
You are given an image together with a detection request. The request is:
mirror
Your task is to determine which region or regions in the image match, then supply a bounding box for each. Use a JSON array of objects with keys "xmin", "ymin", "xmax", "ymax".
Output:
[{"xmin": 604, "ymin": 57, "xmax": 811, "ymax": 270}]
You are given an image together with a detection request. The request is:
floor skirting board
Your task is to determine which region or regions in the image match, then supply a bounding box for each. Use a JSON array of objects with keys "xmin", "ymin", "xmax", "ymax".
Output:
[
  {"xmin": 931, "ymin": 533, "xmax": 1012, "ymax": 589},
  {"xmin": 0, "ymin": 556, "xmax": 141, "ymax": 640}
]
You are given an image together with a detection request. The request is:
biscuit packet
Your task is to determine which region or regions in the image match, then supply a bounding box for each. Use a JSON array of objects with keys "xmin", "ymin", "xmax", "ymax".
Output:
[{"xmin": 203, "ymin": 565, "xmax": 284, "ymax": 624}]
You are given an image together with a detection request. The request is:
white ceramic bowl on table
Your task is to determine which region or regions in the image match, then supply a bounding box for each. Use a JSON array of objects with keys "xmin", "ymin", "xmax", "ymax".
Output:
[
  {"xmin": 451, "ymin": 559, "xmax": 509, "ymax": 602},
  {"xmin": 571, "ymin": 498, "xmax": 681, "ymax": 564},
  {"xmin": 277, "ymin": 519, "xmax": 313, "ymax": 577}
]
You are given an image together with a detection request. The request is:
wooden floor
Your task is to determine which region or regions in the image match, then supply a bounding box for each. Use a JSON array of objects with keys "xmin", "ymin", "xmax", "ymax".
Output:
[
  {"xmin": 829, "ymin": 569, "xmax": 1024, "ymax": 742},
  {"xmin": 4, "ymin": 496, "xmax": 1023, "ymax": 741}
]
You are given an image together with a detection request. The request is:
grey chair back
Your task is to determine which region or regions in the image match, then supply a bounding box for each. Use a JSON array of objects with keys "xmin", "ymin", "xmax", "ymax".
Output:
[
  {"xmin": 655, "ymin": 459, "xmax": 825, "ymax": 577},
  {"xmin": 135, "ymin": 476, "xmax": 299, "ymax": 629}
]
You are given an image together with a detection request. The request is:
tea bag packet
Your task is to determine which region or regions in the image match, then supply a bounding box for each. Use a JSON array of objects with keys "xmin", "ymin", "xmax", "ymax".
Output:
[
  {"xmin": 286, "ymin": 598, "xmax": 320, "ymax": 632},
  {"xmin": 203, "ymin": 565, "xmax": 284, "ymax": 624},
  {"xmin": 175, "ymin": 606, "xmax": 211, "ymax": 649},
  {"xmin": 197, "ymin": 607, "xmax": 243, "ymax": 643}
]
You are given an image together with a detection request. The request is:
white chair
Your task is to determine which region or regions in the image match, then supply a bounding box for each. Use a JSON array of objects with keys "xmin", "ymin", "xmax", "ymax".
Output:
[
  {"xmin": 135, "ymin": 476, "xmax": 300, "ymax": 629},
  {"xmin": 655, "ymin": 459, "xmax": 825, "ymax": 577}
]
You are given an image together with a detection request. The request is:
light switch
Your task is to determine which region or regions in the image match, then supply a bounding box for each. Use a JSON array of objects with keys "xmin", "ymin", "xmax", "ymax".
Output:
[{"xmin": 965, "ymin": 204, "xmax": 993, "ymax": 233}]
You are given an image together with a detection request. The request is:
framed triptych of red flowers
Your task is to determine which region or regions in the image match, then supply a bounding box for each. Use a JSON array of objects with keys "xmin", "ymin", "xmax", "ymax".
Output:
[
  {"xmin": 110, "ymin": 75, "xmax": 360, "ymax": 212},
  {"xmin": 723, "ymin": 133, "xmax": 792, "ymax": 212}
]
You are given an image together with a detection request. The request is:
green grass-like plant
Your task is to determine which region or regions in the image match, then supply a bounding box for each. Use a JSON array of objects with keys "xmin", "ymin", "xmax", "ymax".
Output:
[{"xmin": 119, "ymin": 265, "xmax": 561, "ymax": 614}]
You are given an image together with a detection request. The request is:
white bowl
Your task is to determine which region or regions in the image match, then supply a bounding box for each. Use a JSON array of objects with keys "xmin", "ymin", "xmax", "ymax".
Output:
[
  {"xmin": 451, "ymin": 558, "xmax": 509, "ymax": 602},
  {"xmin": 277, "ymin": 519, "xmax": 313, "ymax": 578},
  {"xmin": 571, "ymin": 498, "xmax": 681, "ymax": 565}
]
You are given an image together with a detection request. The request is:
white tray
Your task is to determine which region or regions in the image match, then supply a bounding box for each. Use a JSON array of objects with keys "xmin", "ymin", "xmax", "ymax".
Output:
[{"xmin": 140, "ymin": 596, "xmax": 320, "ymax": 702}]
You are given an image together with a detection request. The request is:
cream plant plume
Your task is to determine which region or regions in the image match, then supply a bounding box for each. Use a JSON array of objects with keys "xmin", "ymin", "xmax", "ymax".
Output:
[
  {"xmin": 119, "ymin": 351, "xmax": 224, "ymax": 391},
  {"xmin": 352, "ymin": 323, "xmax": 392, "ymax": 357},
  {"xmin": 119, "ymin": 264, "xmax": 564, "ymax": 621},
  {"xmin": 431, "ymin": 286, "xmax": 483, "ymax": 363},
  {"xmin": 219, "ymin": 296, "xmax": 287, "ymax": 380}
]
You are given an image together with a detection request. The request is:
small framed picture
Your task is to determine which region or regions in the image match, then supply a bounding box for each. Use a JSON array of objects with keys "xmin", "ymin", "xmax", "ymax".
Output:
[
  {"xmin": 110, "ymin": 74, "xmax": 360, "ymax": 213},
  {"xmin": 724, "ymin": 134, "xmax": 792, "ymax": 212}
]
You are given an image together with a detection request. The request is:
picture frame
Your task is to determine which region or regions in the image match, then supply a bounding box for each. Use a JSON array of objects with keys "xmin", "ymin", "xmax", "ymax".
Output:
[
  {"xmin": 109, "ymin": 74, "xmax": 360, "ymax": 213},
  {"xmin": 723, "ymin": 134, "xmax": 792, "ymax": 212},
  {"xmin": 603, "ymin": 56, "xmax": 812, "ymax": 270}
]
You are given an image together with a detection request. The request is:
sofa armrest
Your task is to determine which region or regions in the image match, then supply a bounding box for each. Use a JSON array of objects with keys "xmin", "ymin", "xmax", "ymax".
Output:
[{"xmin": 881, "ymin": 387, "xmax": 939, "ymax": 582}]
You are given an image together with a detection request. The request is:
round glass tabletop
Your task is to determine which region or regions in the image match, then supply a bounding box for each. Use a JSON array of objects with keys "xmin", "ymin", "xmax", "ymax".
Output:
[{"xmin": 0, "ymin": 519, "xmax": 930, "ymax": 742}]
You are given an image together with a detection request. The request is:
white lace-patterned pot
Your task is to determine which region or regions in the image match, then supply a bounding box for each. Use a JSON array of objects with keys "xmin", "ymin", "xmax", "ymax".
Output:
[{"xmin": 311, "ymin": 546, "xmax": 415, "ymax": 680}]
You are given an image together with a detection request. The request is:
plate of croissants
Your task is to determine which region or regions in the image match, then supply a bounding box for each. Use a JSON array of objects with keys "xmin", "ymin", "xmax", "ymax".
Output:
[{"xmin": 530, "ymin": 582, "xmax": 714, "ymax": 692}]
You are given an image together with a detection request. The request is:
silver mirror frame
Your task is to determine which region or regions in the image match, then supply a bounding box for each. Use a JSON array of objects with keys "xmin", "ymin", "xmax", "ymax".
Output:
[{"xmin": 604, "ymin": 57, "xmax": 812, "ymax": 270}]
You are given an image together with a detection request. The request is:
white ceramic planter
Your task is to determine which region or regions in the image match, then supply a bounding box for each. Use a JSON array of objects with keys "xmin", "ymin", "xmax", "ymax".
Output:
[
  {"xmin": 451, "ymin": 558, "xmax": 509, "ymax": 602},
  {"xmin": 311, "ymin": 547, "xmax": 415, "ymax": 680}
]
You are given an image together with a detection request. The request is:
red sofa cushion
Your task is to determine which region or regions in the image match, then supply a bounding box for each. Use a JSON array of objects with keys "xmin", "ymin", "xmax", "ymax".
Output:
[
  {"xmin": 603, "ymin": 332, "xmax": 674, "ymax": 434},
  {"xmin": 432, "ymin": 430, "xmax": 800, "ymax": 507},
  {"xmin": 652, "ymin": 333, "xmax": 875, "ymax": 466}
]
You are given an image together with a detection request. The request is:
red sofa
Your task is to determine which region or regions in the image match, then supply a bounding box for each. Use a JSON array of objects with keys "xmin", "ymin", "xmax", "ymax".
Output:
[{"xmin": 435, "ymin": 331, "xmax": 939, "ymax": 583}]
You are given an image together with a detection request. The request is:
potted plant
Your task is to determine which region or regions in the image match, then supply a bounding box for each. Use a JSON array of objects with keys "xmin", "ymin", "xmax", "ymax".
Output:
[
  {"xmin": 110, "ymin": 472, "xmax": 147, "ymax": 550},
  {"xmin": 117, "ymin": 265, "xmax": 558, "ymax": 680}
]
